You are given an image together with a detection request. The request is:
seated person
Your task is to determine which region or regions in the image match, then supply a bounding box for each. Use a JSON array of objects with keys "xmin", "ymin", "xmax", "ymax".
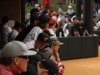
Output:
[
  {"xmin": 0, "ymin": 41, "xmax": 36, "ymax": 75},
  {"xmin": 71, "ymin": 17, "xmax": 90, "ymax": 36},
  {"xmin": 37, "ymin": 59, "xmax": 59, "ymax": 75},
  {"xmin": 74, "ymin": 17, "xmax": 90, "ymax": 36}
]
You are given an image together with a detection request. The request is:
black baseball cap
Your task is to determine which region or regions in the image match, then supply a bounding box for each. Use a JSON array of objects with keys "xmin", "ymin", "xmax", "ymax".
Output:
[
  {"xmin": 43, "ymin": 30, "xmax": 53, "ymax": 37},
  {"xmin": 37, "ymin": 33, "xmax": 50, "ymax": 44},
  {"xmin": 41, "ymin": 59, "xmax": 59, "ymax": 75}
]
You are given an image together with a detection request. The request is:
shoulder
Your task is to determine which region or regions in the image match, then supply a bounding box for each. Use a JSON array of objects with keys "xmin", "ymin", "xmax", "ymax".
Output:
[
  {"xmin": 32, "ymin": 26, "xmax": 42, "ymax": 31},
  {"xmin": 0, "ymin": 64, "xmax": 12, "ymax": 75},
  {"xmin": 21, "ymin": 63, "xmax": 37, "ymax": 75}
]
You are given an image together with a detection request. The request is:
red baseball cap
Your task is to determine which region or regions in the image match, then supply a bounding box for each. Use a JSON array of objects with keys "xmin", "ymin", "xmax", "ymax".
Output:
[{"xmin": 49, "ymin": 18, "xmax": 56, "ymax": 25}]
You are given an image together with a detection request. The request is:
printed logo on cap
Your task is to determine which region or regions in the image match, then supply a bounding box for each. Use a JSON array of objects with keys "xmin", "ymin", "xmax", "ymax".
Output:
[{"xmin": 44, "ymin": 37, "xmax": 48, "ymax": 41}]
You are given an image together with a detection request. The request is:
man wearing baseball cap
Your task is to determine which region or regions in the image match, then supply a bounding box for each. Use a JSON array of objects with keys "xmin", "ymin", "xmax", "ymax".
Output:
[
  {"xmin": 37, "ymin": 59, "xmax": 59, "ymax": 75},
  {"xmin": 0, "ymin": 41, "xmax": 37, "ymax": 75},
  {"xmin": 21, "ymin": 33, "xmax": 52, "ymax": 75},
  {"xmin": 48, "ymin": 18, "xmax": 57, "ymax": 38},
  {"xmin": 49, "ymin": 37, "xmax": 63, "ymax": 63},
  {"xmin": 49, "ymin": 38, "xmax": 64, "ymax": 75}
]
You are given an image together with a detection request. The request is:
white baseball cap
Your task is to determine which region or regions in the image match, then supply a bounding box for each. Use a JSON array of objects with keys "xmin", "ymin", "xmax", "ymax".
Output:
[
  {"xmin": 1, "ymin": 41, "xmax": 37, "ymax": 58},
  {"xmin": 35, "ymin": 4, "xmax": 39, "ymax": 7},
  {"xmin": 68, "ymin": 5, "xmax": 72, "ymax": 8}
]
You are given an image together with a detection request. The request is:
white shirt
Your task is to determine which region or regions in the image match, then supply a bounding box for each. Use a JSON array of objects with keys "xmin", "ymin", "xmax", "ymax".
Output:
[
  {"xmin": 8, "ymin": 29, "xmax": 18, "ymax": 41},
  {"xmin": 58, "ymin": 8, "xmax": 63, "ymax": 15},
  {"xmin": 57, "ymin": 15, "xmax": 66, "ymax": 23},
  {"xmin": 3, "ymin": 25, "xmax": 12, "ymax": 43},
  {"xmin": 98, "ymin": 9, "xmax": 100, "ymax": 15},
  {"xmin": 63, "ymin": 23, "xmax": 69, "ymax": 37},
  {"xmin": 48, "ymin": 28, "xmax": 57, "ymax": 38},
  {"xmin": 24, "ymin": 26, "xmax": 42, "ymax": 49},
  {"xmin": 67, "ymin": 9, "xmax": 74, "ymax": 15},
  {"xmin": 26, "ymin": 20, "xmax": 30, "ymax": 27}
]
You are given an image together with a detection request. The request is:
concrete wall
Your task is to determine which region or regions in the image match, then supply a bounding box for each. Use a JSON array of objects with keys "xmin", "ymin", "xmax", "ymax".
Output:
[
  {"xmin": 38, "ymin": 0, "xmax": 66, "ymax": 5},
  {"xmin": 0, "ymin": 0, "xmax": 21, "ymax": 23}
]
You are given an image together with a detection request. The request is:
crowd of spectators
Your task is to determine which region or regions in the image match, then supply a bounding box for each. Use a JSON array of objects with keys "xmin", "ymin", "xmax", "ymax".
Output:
[{"xmin": 0, "ymin": 3, "xmax": 100, "ymax": 75}]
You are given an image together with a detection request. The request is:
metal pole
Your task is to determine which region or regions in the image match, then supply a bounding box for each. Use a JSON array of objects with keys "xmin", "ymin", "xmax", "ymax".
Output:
[
  {"xmin": 76, "ymin": 0, "xmax": 82, "ymax": 17},
  {"xmin": 21, "ymin": 0, "xmax": 25, "ymax": 23},
  {"xmin": 83, "ymin": 0, "xmax": 93, "ymax": 34}
]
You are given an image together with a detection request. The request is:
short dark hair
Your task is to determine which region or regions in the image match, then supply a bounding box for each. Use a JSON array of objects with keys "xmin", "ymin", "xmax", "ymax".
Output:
[
  {"xmin": 2, "ymin": 16, "xmax": 10, "ymax": 24},
  {"xmin": 13, "ymin": 22, "xmax": 25, "ymax": 29},
  {"xmin": 30, "ymin": 8, "xmax": 39, "ymax": 17},
  {"xmin": 30, "ymin": 15, "xmax": 39, "ymax": 24},
  {"xmin": 39, "ymin": 14, "xmax": 50, "ymax": 24}
]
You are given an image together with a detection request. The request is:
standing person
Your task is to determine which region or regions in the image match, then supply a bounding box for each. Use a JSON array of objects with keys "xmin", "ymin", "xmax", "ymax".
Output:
[
  {"xmin": 43, "ymin": 0, "xmax": 50, "ymax": 10},
  {"xmin": 26, "ymin": 8, "xmax": 40, "ymax": 27},
  {"xmin": 8, "ymin": 22, "xmax": 25, "ymax": 42},
  {"xmin": 1, "ymin": 16, "xmax": 12, "ymax": 47},
  {"xmin": 0, "ymin": 41, "xmax": 37, "ymax": 75}
]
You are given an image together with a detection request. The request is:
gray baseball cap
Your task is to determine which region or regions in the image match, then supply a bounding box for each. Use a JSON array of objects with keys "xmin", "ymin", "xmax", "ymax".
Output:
[
  {"xmin": 49, "ymin": 38, "xmax": 64, "ymax": 45},
  {"xmin": 1, "ymin": 41, "xmax": 37, "ymax": 58}
]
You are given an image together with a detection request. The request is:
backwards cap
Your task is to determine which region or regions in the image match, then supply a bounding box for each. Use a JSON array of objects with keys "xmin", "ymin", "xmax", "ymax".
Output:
[{"xmin": 41, "ymin": 59, "xmax": 59, "ymax": 75}]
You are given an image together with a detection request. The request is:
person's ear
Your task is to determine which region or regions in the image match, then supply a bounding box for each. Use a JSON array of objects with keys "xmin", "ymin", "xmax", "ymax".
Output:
[
  {"xmin": 42, "ymin": 70, "xmax": 49, "ymax": 75},
  {"xmin": 13, "ymin": 57, "xmax": 20, "ymax": 65}
]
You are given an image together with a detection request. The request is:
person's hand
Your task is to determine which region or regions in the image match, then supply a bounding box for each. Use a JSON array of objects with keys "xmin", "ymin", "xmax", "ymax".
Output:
[
  {"xmin": 56, "ymin": 57, "xmax": 61, "ymax": 62},
  {"xmin": 88, "ymin": 34, "xmax": 92, "ymax": 36}
]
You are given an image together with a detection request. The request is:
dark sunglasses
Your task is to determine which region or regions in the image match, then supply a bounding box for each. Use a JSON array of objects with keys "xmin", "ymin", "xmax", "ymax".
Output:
[{"xmin": 18, "ymin": 56, "xmax": 28, "ymax": 60}]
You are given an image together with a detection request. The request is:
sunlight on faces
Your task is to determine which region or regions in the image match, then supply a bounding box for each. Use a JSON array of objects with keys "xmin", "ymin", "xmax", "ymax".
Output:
[{"xmin": 15, "ymin": 56, "xmax": 29, "ymax": 73}]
